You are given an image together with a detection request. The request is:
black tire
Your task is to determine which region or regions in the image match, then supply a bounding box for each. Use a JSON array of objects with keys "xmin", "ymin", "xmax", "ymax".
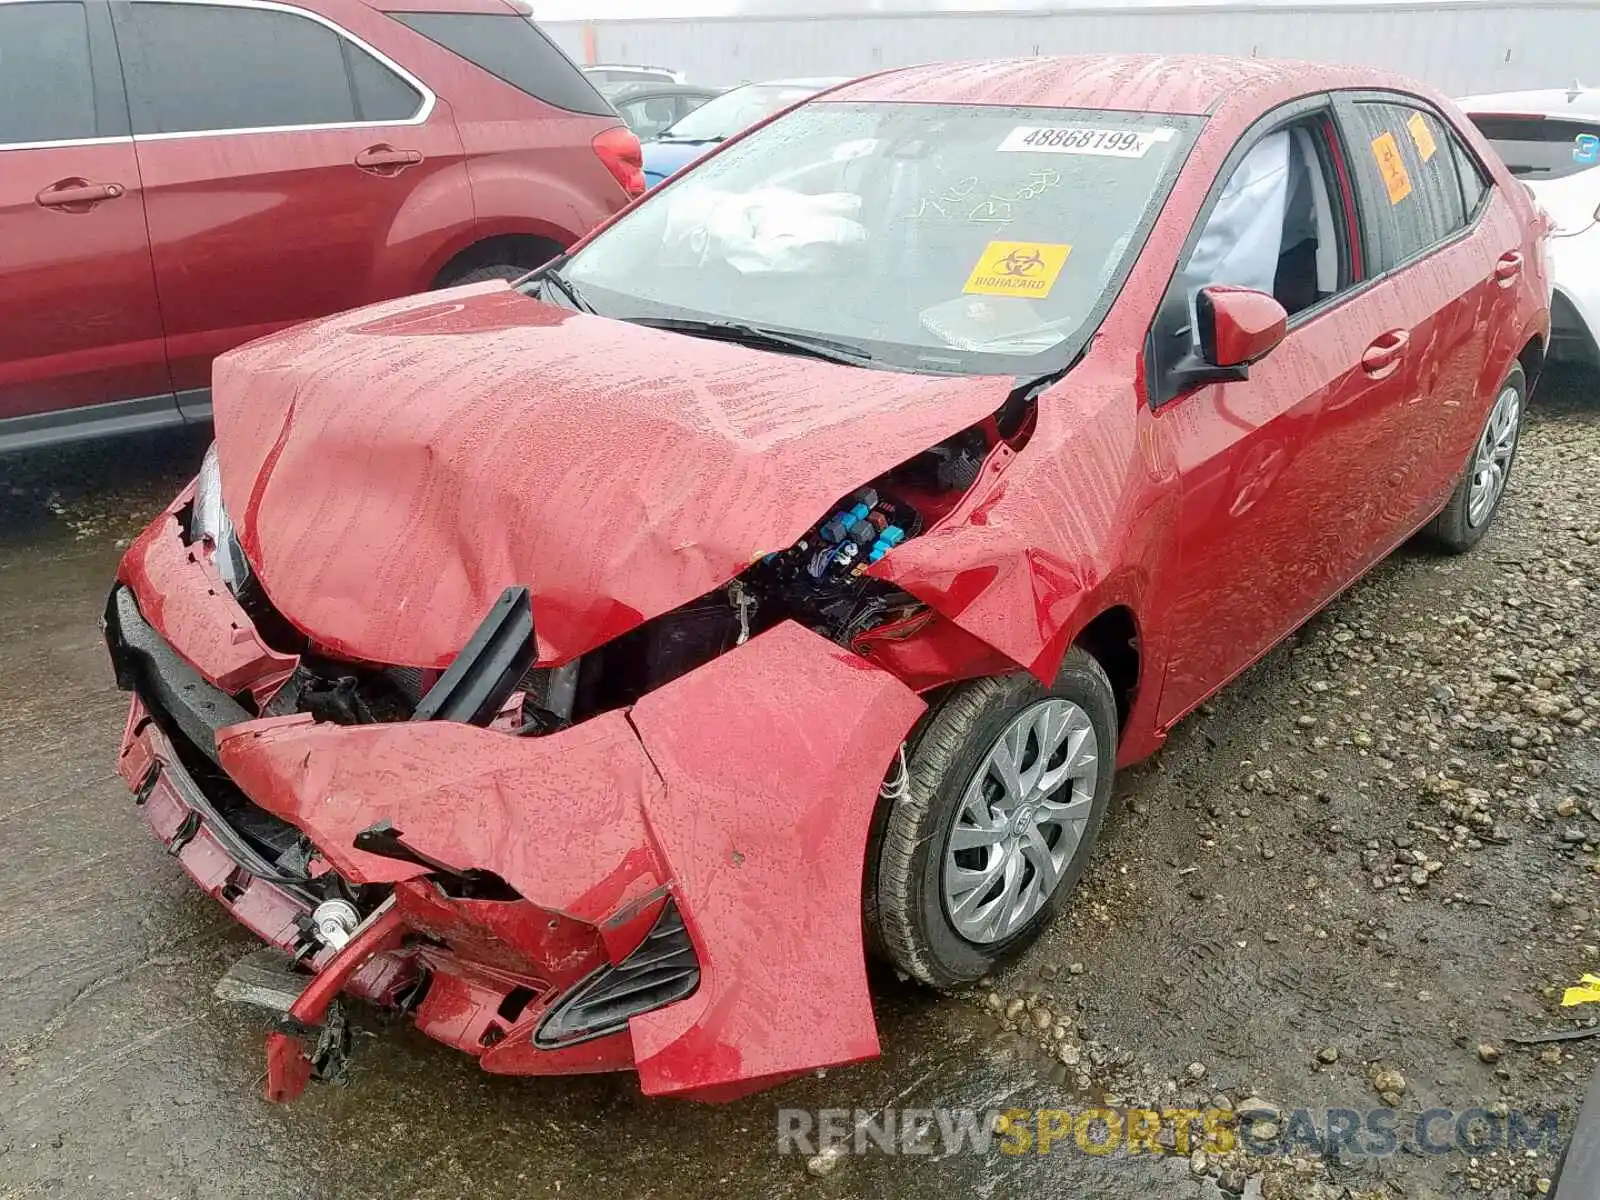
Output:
[
  {"xmin": 436, "ymin": 262, "xmax": 536, "ymax": 288},
  {"xmin": 1425, "ymin": 363, "xmax": 1525, "ymax": 554},
  {"xmin": 864, "ymin": 648, "xmax": 1118, "ymax": 989}
]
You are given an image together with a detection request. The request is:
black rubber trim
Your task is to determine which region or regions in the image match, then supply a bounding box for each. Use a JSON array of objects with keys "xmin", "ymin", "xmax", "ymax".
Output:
[
  {"xmin": 0, "ymin": 395, "xmax": 185, "ymax": 455},
  {"xmin": 412, "ymin": 586, "xmax": 536, "ymax": 726},
  {"xmin": 105, "ymin": 585, "xmax": 248, "ymax": 764}
]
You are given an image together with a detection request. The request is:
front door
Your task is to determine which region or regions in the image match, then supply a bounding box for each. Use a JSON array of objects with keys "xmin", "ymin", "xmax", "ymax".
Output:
[
  {"xmin": 0, "ymin": 0, "xmax": 170, "ymax": 435},
  {"xmin": 1150, "ymin": 104, "xmax": 1414, "ymax": 727}
]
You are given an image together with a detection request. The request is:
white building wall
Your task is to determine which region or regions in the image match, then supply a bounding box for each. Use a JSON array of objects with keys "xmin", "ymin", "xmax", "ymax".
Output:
[{"xmin": 543, "ymin": 2, "xmax": 1600, "ymax": 96}]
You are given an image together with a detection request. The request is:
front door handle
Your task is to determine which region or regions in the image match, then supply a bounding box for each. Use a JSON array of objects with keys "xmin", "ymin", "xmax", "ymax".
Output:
[
  {"xmin": 1494, "ymin": 251, "xmax": 1524, "ymax": 286},
  {"xmin": 1361, "ymin": 329, "xmax": 1410, "ymax": 379},
  {"xmin": 354, "ymin": 144, "xmax": 423, "ymax": 175},
  {"xmin": 36, "ymin": 178, "xmax": 126, "ymax": 212}
]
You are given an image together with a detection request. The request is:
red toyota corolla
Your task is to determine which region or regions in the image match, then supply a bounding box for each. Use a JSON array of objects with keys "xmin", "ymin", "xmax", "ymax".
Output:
[{"xmin": 105, "ymin": 54, "xmax": 1549, "ymax": 1102}]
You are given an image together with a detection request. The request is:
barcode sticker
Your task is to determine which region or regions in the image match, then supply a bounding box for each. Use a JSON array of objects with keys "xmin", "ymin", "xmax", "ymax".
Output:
[{"xmin": 997, "ymin": 126, "xmax": 1176, "ymax": 157}]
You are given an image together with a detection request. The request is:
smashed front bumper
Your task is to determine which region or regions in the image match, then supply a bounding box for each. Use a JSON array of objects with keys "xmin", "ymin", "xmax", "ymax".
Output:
[{"xmin": 106, "ymin": 500, "xmax": 924, "ymax": 1100}]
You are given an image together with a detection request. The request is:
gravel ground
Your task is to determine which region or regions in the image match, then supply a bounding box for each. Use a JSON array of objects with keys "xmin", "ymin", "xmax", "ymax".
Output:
[
  {"xmin": 0, "ymin": 367, "xmax": 1595, "ymax": 1199},
  {"xmin": 972, "ymin": 363, "xmax": 1600, "ymax": 1198}
]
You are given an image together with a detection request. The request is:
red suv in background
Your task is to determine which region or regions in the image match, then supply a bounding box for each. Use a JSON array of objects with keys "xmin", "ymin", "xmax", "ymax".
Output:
[{"xmin": 0, "ymin": 0, "xmax": 641, "ymax": 452}]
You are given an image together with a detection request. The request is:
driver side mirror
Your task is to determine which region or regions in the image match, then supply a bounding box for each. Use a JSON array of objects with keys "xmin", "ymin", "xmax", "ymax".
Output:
[
  {"xmin": 1164, "ymin": 285, "xmax": 1289, "ymax": 397},
  {"xmin": 1198, "ymin": 285, "xmax": 1288, "ymax": 369}
]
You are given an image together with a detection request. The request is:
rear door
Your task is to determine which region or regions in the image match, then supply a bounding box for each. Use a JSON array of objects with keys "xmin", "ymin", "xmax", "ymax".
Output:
[
  {"xmin": 111, "ymin": 0, "xmax": 473, "ymax": 406},
  {"xmin": 1333, "ymin": 94, "xmax": 1514, "ymax": 537},
  {"xmin": 0, "ymin": 0, "xmax": 172, "ymax": 439}
]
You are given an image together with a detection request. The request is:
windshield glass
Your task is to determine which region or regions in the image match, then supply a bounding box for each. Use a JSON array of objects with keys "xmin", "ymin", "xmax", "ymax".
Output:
[
  {"xmin": 660, "ymin": 83, "xmax": 826, "ymax": 141},
  {"xmin": 560, "ymin": 102, "xmax": 1199, "ymax": 375}
]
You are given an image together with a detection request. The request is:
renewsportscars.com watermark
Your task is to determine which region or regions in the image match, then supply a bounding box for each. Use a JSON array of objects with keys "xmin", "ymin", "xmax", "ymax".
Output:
[{"xmin": 777, "ymin": 1106, "xmax": 1564, "ymax": 1159}]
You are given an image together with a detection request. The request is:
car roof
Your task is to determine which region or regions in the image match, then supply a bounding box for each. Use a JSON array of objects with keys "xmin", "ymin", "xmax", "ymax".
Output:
[
  {"xmin": 1457, "ymin": 87, "xmax": 1600, "ymax": 119},
  {"xmin": 832, "ymin": 53, "xmax": 1426, "ymax": 118}
]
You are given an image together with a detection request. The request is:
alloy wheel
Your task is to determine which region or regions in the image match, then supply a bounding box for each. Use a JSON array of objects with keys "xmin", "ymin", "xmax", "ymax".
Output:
[
  {"xmin": 941, "ymin": 698, "xmax": 1099, "ymax": 944},
  {"xmin": 1467, "ymin": 384, "xmax": 1521, "ymax": 528}
]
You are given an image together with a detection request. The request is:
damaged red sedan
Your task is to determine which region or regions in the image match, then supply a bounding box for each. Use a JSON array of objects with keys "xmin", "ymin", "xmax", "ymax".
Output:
[{"xmin": 106, "ymin": 55, "xmax": 1549, "ymax": 1102}]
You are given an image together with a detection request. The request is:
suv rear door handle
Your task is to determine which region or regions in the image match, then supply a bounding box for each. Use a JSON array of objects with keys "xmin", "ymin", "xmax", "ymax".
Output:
[
  {"xmin": 354, "ymin": 144, "xmax": 423, "ymax": 174},
  {"xmin": 1494, "ymin": 251, "xmax": 1524, "ymax": 285},
  {"xmin": 36, "ymin": 179, "xmax": 125, "ymax": 210},
  {"xmin": 1361, "ymin": 329, "xmax": 1410, "ymax": 379}
]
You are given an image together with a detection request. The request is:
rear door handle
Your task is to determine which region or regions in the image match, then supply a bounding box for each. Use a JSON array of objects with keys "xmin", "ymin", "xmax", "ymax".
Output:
[
  {"xmin": 1494, "ymin": 251, "xmax": 1524, "ymax": 285},
  {"xmin": 1361, "ymin": 329, "xmax": 1410, "ymax": 379},
  {"xmin": 36, "ymin": 179, "xmax": 125, "ymax": 210},
  {"xmin": 354, "ymin": 144, "xmax": 423, "ymax": 174}
]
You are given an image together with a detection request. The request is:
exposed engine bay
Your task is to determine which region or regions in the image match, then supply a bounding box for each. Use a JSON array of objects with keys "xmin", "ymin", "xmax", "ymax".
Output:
[{"xmin": 250, "ymin": 416, "xmax": 1020, "ymax": 738}]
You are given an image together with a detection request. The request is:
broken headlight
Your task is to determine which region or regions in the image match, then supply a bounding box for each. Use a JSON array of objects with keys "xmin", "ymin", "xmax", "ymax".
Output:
[{"xmin": 191, "ymin": 442, "xmax": 251, "ymax": 594}]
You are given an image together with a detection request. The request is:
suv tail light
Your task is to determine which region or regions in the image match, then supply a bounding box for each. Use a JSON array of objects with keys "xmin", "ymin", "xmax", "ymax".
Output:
[{"xmin": 592, "ymin": 126, "xmax": 645, "ymax": 198}]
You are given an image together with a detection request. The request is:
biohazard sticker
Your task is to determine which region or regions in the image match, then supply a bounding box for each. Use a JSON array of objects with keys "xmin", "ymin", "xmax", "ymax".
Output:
[
  {"xmin": 1407, "ymin": 112, "xmax": 1438, "ymax": 162},
  {"xmin": 963, "ymin": 241, "xmax": 1072, "ymax": 298},
  {"xmin": 1370, "ymin": 132, "xmax": 1413, "ymax": 205}
]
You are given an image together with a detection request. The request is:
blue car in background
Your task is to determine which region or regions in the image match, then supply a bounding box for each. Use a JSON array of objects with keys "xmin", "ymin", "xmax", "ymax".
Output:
[{"xmin": 641, "ymin": 78, "xmax": 850, "ymax": 186}]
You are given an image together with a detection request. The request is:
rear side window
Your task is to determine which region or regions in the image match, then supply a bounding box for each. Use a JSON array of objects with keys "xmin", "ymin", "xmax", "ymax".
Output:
[
  {"xmin": 390, "ymin": 13, "xmax": 611, "ymax": 116},
  {"xmin": 1452, "ymin": 134, "xmax": 1490, "ymax": 218},
  {"xmin": 0, "ymin": 1, "xmax": 97, "ymax": 145},
  {"xmin": 1345, "ymin": 100, "xmax": 1468, "ymax": 270},
  {"xmin": 1469, "ymin": 114, "xmax": 1600, "ymax": 180},
  {"xmin": 121, "ymin": 2, "xmax": 422, "ymax": 135}
]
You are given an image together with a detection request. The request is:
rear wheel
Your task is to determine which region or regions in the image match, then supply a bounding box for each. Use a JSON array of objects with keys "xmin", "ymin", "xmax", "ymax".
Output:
[
  {"xmin": 865, "ymin": 649, "xmax": 1117, "ymax": 988},
  {"xmin": 1426, "ymin": 363, "xmax": 1525, "ymax": 553}
]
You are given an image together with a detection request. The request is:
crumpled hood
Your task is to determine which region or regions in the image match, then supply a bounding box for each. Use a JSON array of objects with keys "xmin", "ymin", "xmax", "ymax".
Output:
[{"xmin": 214, "ymin": 284, "xmax": 1013, "ymax": 667}]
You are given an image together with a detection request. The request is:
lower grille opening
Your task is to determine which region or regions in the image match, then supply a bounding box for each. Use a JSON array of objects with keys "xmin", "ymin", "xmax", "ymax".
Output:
[{"xmin": 533, "ymin": 900, "xmax": 699, "ymax": 1049}]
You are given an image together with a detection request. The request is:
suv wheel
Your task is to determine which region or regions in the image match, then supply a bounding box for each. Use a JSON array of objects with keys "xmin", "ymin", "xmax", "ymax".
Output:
[{"xmin": 437, "ymin": 262, "xmax": 536, "ymax": 288}]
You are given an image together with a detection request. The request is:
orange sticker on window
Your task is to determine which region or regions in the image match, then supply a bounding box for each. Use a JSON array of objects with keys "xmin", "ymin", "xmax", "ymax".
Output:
[
  {"xmin": 963, "ymin": 241, "xmax": 1073, "ymax": 298},
  {"xmin": 1371, "ymin": 132, "xmax": 1413, "ymax": 205},
  {"xmin": 1407, "ymin": 112, "xmax": 1438, "ymax": 162}
]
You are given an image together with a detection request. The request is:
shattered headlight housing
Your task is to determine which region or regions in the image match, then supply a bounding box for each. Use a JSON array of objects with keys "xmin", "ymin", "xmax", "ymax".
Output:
[{"xmin": 191, "ymin": 442, "xmax": 251, "ymax": 594}]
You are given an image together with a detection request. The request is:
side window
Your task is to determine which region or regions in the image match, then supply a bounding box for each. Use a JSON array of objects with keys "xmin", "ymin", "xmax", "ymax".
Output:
[
  {"xmin": 0, "ymin": 1, "xmax": 97, "ymax": 145},
  {"xmin": 1149, "ymin": 110, "xmax": 1354, "ymax": 403},
  {"xmin": 122, "ymin": 2, "xmax": 419, "ymax": 135},
  {"xmin": 1177, "ymin": 114, "xmax": 1351, "ymax": 332},
  {"xmin": 344, "ymin": 41, "xmax": 424, "ymax": 122},
  {"xmin": 621, "ymin": 95, "xmax": 680, "ymax": 140},
  {"xmin": 1451, "ymin": 132, "xmax": 1490, "ymax": 219},
  {"xmin": 1345, "ymin": 100, "xmax": 1467, "ymax": 269},
  {"xmin": 390, "ymin": 13, "xmax": 613, "ymax": 117}
]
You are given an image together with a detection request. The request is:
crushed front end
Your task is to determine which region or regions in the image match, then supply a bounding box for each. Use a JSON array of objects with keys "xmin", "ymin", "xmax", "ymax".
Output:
[{"xmin": 105, "ymin": 476, "xmax": 930, "ymax": 1101}]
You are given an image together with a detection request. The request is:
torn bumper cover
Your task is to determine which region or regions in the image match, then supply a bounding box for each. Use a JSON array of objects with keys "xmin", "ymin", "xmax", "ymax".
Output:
[{"xmin": 106, "ymin": 558, "xmax": 923, "ymax": 1100}]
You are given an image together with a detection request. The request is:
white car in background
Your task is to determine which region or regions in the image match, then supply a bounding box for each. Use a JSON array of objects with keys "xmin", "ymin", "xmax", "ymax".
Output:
[{"xmin": 1460, "ymin": 87, "xmax": 1600, "ymax": 367}]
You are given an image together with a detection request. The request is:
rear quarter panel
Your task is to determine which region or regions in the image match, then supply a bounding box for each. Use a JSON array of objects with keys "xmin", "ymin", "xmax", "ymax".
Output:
[{"xmin": 362, "ymin": 10, "xmax": 631, "ymax": 248}]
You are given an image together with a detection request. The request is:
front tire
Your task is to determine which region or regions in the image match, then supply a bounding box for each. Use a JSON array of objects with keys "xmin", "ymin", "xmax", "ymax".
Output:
[
  {"xmin": 865, "ymin": 648, "xmax": 1118, "ymax": 989},
  {"xmin": 1426, "ymin": 364, "xmax": 1525, "ymax": 553}
]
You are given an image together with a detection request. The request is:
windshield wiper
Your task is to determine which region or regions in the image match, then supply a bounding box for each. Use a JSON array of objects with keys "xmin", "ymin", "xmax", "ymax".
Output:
[
  {"xmin": 627, "ymin": 317, "xmax": 873, "ymax": 367},
  {"xmin": 533, "ymin": 265, "xmax": 596, "ymax": 315}
]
